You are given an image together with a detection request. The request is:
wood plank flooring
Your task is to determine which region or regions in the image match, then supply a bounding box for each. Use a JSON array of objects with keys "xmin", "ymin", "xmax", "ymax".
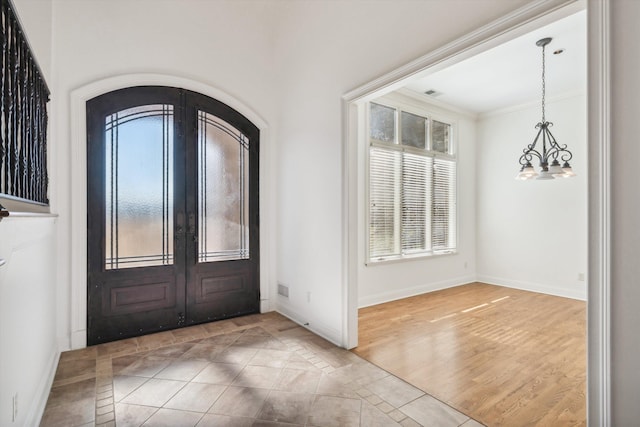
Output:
[{"xmin": 352, "ymin": 282, "xmax": 586, "ymax": 427}]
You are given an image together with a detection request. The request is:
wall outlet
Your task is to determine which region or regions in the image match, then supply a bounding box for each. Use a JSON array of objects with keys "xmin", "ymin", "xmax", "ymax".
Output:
[
  {"xmin": 307, "ymin": 292, "xmax": 311, "ymax": 303},
  {"xmin": 12, "ymin": 393, "xmax": 17, "ymax": 423},
  {"xmin": 578, "ymin": 273, "xmax": 585, "ymax": 282}
]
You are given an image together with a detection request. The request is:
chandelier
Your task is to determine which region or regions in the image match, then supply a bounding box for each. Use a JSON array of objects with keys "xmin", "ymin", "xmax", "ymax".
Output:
[{"xmin": 516, "ymin": 37, "xmax": 575, "ymax": 180}]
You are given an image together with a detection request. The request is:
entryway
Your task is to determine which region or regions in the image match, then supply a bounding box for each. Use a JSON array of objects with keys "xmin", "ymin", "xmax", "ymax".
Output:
[{"xmin": 86, "ymin": 86, "xmax": 260, "ymax": 345}]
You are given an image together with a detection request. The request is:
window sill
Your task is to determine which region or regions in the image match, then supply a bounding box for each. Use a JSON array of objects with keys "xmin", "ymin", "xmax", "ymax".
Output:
[
  {"xmin": 366, "ymin": 250, "xmax": 457, "ymax": 266},
  {"xmin": 0, "ymin": 194, "xmax": 50, "ymax": 215}
]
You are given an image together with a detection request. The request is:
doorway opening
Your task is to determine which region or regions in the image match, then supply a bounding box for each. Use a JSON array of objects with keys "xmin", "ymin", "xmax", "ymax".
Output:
[{"xmin": 343, "ymin": 1, "xmax": 593, "ymax": 425}]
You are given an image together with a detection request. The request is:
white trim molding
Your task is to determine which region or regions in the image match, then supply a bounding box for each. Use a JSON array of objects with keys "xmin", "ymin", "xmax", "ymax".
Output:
[
  {"xmin": 477, "ymin": 275, "xmax": 587, "ymax": 301},
  {"xmin": 68, "ymin": 73, "xmax": 274, "ymax": 349},
  {"xmin": 588, "ymin": 0, "xmax": 611, "ymax": 424}
]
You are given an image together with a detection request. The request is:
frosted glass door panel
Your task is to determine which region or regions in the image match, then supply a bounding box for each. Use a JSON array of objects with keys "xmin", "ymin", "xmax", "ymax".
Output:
[
  {"xmin": 198, "ymin": 111, "xmax": 249, "ymax": 262},
  {"xmin": 105, "ymin": 105, "xmax": 174, "ymax": 269}
]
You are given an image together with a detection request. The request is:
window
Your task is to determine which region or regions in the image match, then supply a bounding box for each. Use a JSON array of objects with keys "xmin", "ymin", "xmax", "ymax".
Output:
[
  {"xmin": 368, "ymin": 102, "xmax": 456, "ymax": 262},
  {"xmin": 0, "ymin": 0, "xmax": 50, "ymax": 207}
]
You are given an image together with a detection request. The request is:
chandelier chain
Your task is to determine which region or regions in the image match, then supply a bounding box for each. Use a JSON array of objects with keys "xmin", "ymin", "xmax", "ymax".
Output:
[{"xmin": 541, "ymin": 42, "xmax": 546, "ymax": 122}]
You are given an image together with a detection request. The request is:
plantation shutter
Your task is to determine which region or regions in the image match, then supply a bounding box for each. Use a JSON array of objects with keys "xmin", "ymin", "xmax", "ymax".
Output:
[
  {"xmin": 432, "ymin": 158, "xmax": 456, "ymax": 251},
  {"xmin": 369, "ymin": 147, "xmax": 401, "ymax": 258}
]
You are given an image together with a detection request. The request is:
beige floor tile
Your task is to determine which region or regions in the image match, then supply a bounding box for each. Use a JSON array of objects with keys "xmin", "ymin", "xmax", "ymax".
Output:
[
  {"xmin": 96, "ymin": 337, "xmax": 140, "ymax": 358},
  {"xmin": 143, "ymin": 342, "xmax": 197, "ymax": 358},
  {"xmin": 307, "ymin": 394, "xmax": 361, "ymax": 427},
  {"xmin": 360, "ymin": 401, "xmax": 403, "ymax": 427},
  {"xmin": 208, "ymin": 386, "xmax": 270, "ymax": 417},
  {"xmin": 274, "ymin": 368, "xmax": 321, "ymax": 393},
  {"xmin": 399, "ymin": 395, "xmax": 468, "ymax": 427},
  {"xmin": 180, "ymin": 343, "xmax": 223, "ymax": 361},
  {"xmin": 242, "ymin": 326, "xmax": 272, "ymax": 336},
  {"xmin": 329, "ymin": 362, "xmax": 388, "ymax": 385},
  {"xmin": 191, "ymin": 362, "xmax": 243, "ymax": 385},
  {"xmin": 113, "ymin": 375, "xmax": 149, "ymax": 402},
  {"xmin": 252, "ymin": 421, "xmax": 304, "ymax": 427},
  {"xmin": 137, "ymin": 330, "xmax": 177, "ymax": 350},
  {"xmin": 366, "ymin": 375, "xmax": 425, "ymax": 408},
  {"xmin": 211, "ymin": 347, "xmax": 258, "ymax": 365},
  {"xmin": 248, "ymin": 349, "xmax": 292, "ymax": 368},
  {"xmin": 257, "ymin": 390, "xmax": 315, "ymax": 424},
  {"xmin": 112, "ymin": 355, "xmax": 143, "ymax": 375},
  {"xmin": 40, "ymin": 397, "xmax": 95, "ymax": 427},
  {"xmin": 233, "ymin": 334, "xmax": 273, "ymax": 348},
  {"xmin": 142, "ymin": 408, "xmax": 203, "ymax": 427},
  {"xmin": 115, "ymin": 403, "xmax": 158, "ymax": 427},
  {"xmin": 53, "ymin": 357, "xmax": 96, "ymax": 383},
  {"xmin": 119, "ymin": 356, "xmax": 173, "ymax": 378},
  {"xmin": 199, "ymin": 333, "xmax": 242, "ymax": 346},
  {"xmin": 316, "ymin": 375, "xmax": 359, "ymax": 399},
  {"xmin": 121, "ymin": 378, "xmax": 187, "ymax": 407},
  {"xmin": 196, "ymin": 414, "xmax": 254, "ymax": 427},
  {"xmin": 40, "ymin": 312, "xmax": 478, "ymax": 427},
  {"xmin": 460, "ymin": 418, "xmax": 485, "ymax": 427},
  {"xmin": 171, "ymin": 325, "xmax": 208, "ymax": 341},
  {"xmin": 399, "ymin": 417, "xmax": 422, "ymax": 427},
  {"xmin": 46, "ymin": 377, "xmax": 96, "ymax": 408},
  {"xmin": 231, "ymin": 365, "xmax": 282, "ymax": 389},
  {"xmin": 58, "ymin": 346, "xmax": 97, "ymax": 363},
  {"xmin": 164, "ymin": 382, "xmax": 226, "ymax": 412},
  {"xmin": 155, "ymin": 359, "xmax": 209, "ymax": 381}
]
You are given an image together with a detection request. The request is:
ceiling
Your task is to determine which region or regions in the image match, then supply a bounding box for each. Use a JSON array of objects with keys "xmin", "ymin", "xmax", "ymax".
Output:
[{"xmin": 404, "ymin": 10, "xmax": 587, "ymax": 115}]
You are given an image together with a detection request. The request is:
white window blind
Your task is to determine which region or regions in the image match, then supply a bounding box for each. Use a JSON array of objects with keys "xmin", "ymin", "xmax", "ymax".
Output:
[
  {"xmin": 401, "ymin": 153, "xmax": 431, "ymax": 253},
  {"xmin": 369, "ymin": 148, "xmax": 401, "ymax": 258},
  {"xmin": 432, "ymin": 158, "xmax": 457, "ymax": 251},
  {"xmin": 368, "ymin": 102, "xmax": 457, "ymax": 262}
]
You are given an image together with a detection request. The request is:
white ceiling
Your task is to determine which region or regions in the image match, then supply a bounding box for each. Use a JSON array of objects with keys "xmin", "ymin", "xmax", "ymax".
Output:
[{"xmin": 404, "ymin": 10, "xmax": 587, "ymax": 115}]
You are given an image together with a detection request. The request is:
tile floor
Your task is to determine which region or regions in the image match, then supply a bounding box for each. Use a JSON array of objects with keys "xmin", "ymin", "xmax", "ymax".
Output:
[{"xmin": 40, "ymin": 312, "xmax": 484, "ymax": 427}]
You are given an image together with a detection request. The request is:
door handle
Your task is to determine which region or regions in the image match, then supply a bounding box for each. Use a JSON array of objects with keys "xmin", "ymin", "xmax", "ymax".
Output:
[
  {"xmin": 188, "ymin": 212, "xmax": 196, "ymax": 236},
  {"xmin": 176, "ymin": 212, "xmax": 185, "ymax": 234}
]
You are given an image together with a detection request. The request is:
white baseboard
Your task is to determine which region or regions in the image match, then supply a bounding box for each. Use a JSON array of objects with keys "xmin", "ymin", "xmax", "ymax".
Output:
[
  {"xmin": 26, "ymin": 345, "xmax": 59, "ymax": 426},
  {"xmin": 275, "ymin": 300, "xmax": 343, "ymax": 348},
  {"xmin": 358, "ymin": 275, "xmax": 476, "ymax": 308},
  {"xmin": 70, "ymin": 330, "xmax": 87, "ymax": 350},
  {"xmin": 477, "ymin": 275, "xmax": 587, "ymax": 301}
]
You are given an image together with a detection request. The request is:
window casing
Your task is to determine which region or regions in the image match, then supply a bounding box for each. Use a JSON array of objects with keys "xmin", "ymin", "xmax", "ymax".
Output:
[{"xmin": 368, "ymin": 101, "xmax": 457, "ymax": 263}]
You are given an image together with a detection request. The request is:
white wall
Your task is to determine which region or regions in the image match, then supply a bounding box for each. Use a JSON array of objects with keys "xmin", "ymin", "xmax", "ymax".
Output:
[
  {"xmin": 11, "ymin": 0, "xmax": 52, "ymax": 81},
  {"xmin": 610, "ymin": 0, "xmax": 640, "ymax": 422},
  {"xmin": 476, "ymin": 94, "xmax": 587, "ymax": 300},
  {"xmin": 356, "ymin": 92, "xmax": 477, "ymax": 308},
  {"xmin": 51, "ymin": 0, "xmax": 281, "ymax": 349},
  {"xmin": 0, "ymin": 1, "xmax": 58, "ymax": 425},
  {"xmin": 0, "ymin": 217, "xmax": 58, "ymax": 426},
  {"xmin": 48, "ymin": 0, "xmax": 530, "ymax": 347},
  {"xmin": 271, "ymin": 0, "xmax": 529, "ymax": 343}
]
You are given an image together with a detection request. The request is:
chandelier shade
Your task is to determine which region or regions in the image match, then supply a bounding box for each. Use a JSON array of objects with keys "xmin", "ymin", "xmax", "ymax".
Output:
[{"xmin": 516, "ymin": 37, "xmax": 575, "ymax": 181}]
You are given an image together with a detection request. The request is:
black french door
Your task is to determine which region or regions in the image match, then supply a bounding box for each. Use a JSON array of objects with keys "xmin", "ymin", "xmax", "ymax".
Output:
[{"xmin": 87, "ymin": 86, "xmax": 259, "ymax": 345}]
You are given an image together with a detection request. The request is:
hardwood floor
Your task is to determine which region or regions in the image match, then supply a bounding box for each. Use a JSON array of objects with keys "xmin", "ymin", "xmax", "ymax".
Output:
[{"xmin": 352, "ymin": 282, "xmax": 586, "ymax": 427}]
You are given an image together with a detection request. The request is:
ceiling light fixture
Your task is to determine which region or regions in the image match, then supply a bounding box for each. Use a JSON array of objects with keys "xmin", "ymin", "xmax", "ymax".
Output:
[{"xmin": 516, "ymin": 37, "xmax": 575, "ymax": 180}]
